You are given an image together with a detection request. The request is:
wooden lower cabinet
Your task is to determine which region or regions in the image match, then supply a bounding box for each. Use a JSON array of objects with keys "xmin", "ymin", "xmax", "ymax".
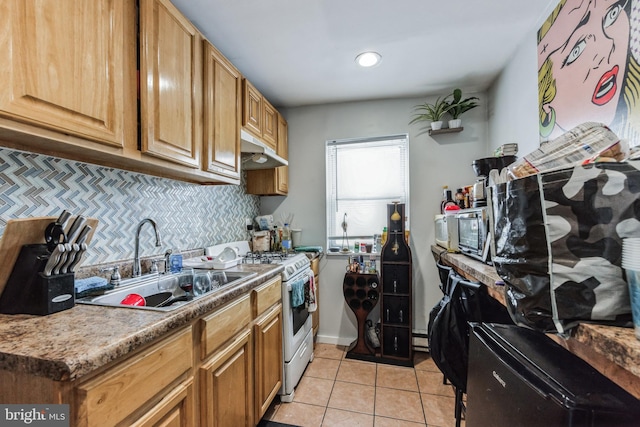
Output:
[
  {"xmin": 0, "ymin": 278, "xmax": 284, "ymax": 427},
  {"xmin": 76, "ymin": 327, "xmax": 193, "ymax": 426},
  {"xmin": 130, "ymin": 379, "xmax": 195, "ymax": 427},
  {"xmin": 254, "ymin": 304, "xmax": 283, "ymax": 421},
  {"xmin": 200, "ymin": 329, "xmax": 254, "ymax": 427}
]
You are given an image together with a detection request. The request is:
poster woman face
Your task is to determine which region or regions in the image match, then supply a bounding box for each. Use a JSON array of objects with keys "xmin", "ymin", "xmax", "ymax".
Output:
[{"xmin": 538, "ymin": 0, "xmax": 630, "ymax": 139}]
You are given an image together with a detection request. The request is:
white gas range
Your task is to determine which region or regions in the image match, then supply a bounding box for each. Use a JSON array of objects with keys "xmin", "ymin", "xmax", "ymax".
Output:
[
  {"xmin": 243, "ymin": 249, "xmax": 314, "ymax": 402},
  {"xmin": 201, "ymin": 241, "xmax": 314, "ymax": 403}
]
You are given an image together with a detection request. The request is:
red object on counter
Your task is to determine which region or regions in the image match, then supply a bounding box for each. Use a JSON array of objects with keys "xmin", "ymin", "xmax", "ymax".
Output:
[
  {"xmin": 120, "ymin": 293, "xmax": 146, "ymax": 306},
  {"xmin": 444, "ymin": 205, "xmax": 461, "ymax": 215}
]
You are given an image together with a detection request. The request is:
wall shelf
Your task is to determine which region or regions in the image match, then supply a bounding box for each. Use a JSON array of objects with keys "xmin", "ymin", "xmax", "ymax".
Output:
[{"xmin": 429, "ymin": 127, "xmax": 463, "ymax": 136}]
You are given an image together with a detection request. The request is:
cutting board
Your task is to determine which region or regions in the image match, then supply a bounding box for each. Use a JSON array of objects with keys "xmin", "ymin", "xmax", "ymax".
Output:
[{"xmin": 0, "ymin": 216, "xmax": 99, "ymax": 297}]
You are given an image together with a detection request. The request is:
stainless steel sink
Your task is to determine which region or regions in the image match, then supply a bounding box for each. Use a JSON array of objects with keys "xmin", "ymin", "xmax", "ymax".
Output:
[{"xmin": 76, "ymin": 270, "xmax": 256, "ymax": 311}]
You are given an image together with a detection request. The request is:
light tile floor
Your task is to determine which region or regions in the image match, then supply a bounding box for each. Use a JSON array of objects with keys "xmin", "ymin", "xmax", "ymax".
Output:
[{"xmin": 263, "ymin": 344, "xmax": 465, "ymax": 427}]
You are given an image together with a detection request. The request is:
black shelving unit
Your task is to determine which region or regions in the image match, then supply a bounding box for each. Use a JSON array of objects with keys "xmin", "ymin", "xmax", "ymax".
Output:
[{"xmin": 379, "ymin": 202, "xmax": 413, "ymax": 366}]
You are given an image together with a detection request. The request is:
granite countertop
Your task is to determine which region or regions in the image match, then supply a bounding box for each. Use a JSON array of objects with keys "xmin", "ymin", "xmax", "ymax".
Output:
[
  {"xmin": 0, "ymin": 264, "xmax": 283, "ymax": 382},
  {"xmin": 430, "ymin": 245, "xmax": 640, "ymax": 397}
]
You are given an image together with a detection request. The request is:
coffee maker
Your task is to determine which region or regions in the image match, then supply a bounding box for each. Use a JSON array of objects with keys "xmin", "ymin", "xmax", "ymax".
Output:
[{"xmin": 471, "ymin": 155, "xmax": 517, "ymax": 207}]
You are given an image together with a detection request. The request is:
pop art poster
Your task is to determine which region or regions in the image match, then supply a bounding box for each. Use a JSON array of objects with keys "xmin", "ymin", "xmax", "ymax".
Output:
[{"xmin": 538, "ymin": 0, "xmax": 640, "ymax": 143}]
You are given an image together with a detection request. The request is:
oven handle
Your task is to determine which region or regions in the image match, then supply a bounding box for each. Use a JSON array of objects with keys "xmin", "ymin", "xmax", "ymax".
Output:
[{"xmin": 286, "ymin": 272, "xmax": 312, "ymax": 292}]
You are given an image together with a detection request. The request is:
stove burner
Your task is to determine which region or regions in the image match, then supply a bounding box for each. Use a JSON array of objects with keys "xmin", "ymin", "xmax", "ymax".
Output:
[{"xmin": 243, "ymin": 251, "xmax": 294, "ymax": 264}]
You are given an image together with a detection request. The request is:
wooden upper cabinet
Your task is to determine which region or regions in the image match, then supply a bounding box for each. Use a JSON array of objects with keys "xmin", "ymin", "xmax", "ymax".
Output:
[
  {"xmin": 246, "ymin": 112, "xmax": 288, "ymax": 195},
  {"xmin": 262, "ymin": 99, "xmax": 278, "ymax": 151},
  {"xmin": 0, "ymin": 0, "xmax": 134, "ymax": 148},
  {"xmin": 139, "ymin": 0, "xmax": 201, "ymax": 168},
  {"xmin": 277, "ymin": 114, "xmax": 288, "ymax": 160},
  {"xmin": 242, "ymin": 78, "xmax": 279, "ymax": 151},
  {"xmin": 242, "ymin": 79, "xmax": 262, "ymax": 139},
  {"xmin": 203, "ymin": 41, "xmax": 241, "ymax": 180}
]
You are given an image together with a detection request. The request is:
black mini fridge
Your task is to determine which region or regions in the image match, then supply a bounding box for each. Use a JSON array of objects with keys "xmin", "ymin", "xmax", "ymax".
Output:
[{"xmin": 466, "ymin": 323, "xmax": 640, "ymax": 427}]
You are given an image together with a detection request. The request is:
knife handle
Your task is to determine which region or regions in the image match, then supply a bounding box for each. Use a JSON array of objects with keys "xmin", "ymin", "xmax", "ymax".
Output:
[
  {"xmin": 43, "ymin": 244, "xmax": 65, "ymax": 276},
  {"xmin": 66, "ymin": 215, "xmax": 86, "ymax": 243}
]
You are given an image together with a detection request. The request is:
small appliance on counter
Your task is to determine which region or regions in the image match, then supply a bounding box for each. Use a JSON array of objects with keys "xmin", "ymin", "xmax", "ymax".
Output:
[
  {"xmin": 456, "ymin": 207, "xmax": 491, "ymax": 264},
  {"xmin": 434, "ymin": 214, "xmax": 459, "ymax": 252},
  {"xmin": 471, "ymin": 155, "xmax": 517, "ymax": 207}
]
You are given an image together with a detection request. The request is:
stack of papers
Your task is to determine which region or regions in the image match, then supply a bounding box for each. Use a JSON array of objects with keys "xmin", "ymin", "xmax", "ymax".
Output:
[{"xmin": 494, "ymin": 143, "xmax": 518, "ymax": 156}]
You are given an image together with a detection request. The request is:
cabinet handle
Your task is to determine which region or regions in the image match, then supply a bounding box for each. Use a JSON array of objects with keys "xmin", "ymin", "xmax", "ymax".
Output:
[
  {"xmin": 393, "ymin": 280, "xmax": 397, "ymax": 293},
  {"xmin": 394, "ymin": 335, "xmax": 398, "ymax": 351},
  {"xmin": 386, "ymin": 309, "xmax": 389, "ymax": 322},
  {"xmin": 399, "ymin": 310, "xmax": 403, "ymax": 323}
]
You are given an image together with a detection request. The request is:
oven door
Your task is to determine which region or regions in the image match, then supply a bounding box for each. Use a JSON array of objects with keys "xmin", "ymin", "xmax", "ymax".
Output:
[{"xmin": 282, "ymin": 270, "xmax": 313, "ymax": 362}]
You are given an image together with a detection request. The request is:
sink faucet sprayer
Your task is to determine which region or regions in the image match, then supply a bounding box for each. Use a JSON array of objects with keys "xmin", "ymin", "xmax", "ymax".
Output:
[{"xmin": 133, "ymin": 218, "xmax": 162, "ymax": 277}]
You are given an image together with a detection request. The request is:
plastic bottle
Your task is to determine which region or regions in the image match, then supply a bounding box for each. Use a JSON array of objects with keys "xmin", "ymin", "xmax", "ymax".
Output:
[
  {"xmin": 281, "ymin": 223, "xmax": 292, "ymax": 252},
  {"xmin": 381, "ymin": 227, "xmax": 388, "ymax": 245},
  {"xmin": 455, "ymin": 188, "xmax": 465, "ymax": 208}
]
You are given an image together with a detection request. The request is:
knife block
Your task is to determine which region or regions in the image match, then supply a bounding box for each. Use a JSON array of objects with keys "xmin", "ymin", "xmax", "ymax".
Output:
[{"xmin": 0, "ymin": 244, "xmax": 75, "ymax": 315}]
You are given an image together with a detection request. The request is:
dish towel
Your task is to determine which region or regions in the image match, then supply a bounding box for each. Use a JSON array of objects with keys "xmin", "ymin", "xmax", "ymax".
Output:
[
  {"xmin": 306, "ymin": 274, "xmax": 317, "ymax": 313},
  {"xmin": 291, "ymin": 277, "xmax": 305, "ymax": 308},
  {"xmin": 74, "ymin": 276, "xmax": 112, "ymax": 298}
]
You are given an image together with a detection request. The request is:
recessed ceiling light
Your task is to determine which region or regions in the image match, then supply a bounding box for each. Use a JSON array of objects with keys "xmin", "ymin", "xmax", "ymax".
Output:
[{"xmin": 355, "ymin": 51, "xmax": 381, "ymax": 68}]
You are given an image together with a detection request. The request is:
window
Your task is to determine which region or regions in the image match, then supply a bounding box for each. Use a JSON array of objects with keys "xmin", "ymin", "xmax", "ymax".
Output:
[{"xmin": 326, "ymin": 134, "xmax": 410, "ymax": 251}]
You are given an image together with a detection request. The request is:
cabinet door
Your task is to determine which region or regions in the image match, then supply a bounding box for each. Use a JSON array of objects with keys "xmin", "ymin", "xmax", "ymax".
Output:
[
  {"xmin": 139, "ymin": 0, "xmax": 201, "ymax": 168},
  {"xmin": 246, "ymin": 168, "xmax": 288, "ymax": 196},
  {"xmin": 254, "ymin": 304, "xmax": 283, "ymax": 421},
  {"xmin": 242, "ymin": 79, "xmax": 262, "ymax": 138},
  {"xmin": 262, "ymin": 99, "xmax": 278, "ymax": 151},
  {"xmin": 130, "ymin": 379, "xmax": 194, "ymax": 427},
  {"xmin": 200, "ymin": 329, "xmax": 253, "ymax": 427},
  {"xmin": 203, "ymin": 41, "xmax": 241, "ymax": 180},
  {"xmin": 277, "ymin": 114, "xmax": 288, "ymax": 160},
  {"xmin": 0, "ymin": 0, "xmax": 133, "ymax": 147}
]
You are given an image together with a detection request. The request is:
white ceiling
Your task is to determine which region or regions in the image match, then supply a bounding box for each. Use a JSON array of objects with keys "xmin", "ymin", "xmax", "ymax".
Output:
[{"xmin": 171, "ymin": 0, "xmax": 558, "ymax": 108}]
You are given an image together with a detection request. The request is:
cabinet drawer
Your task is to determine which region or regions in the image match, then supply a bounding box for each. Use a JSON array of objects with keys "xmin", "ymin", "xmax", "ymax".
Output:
[
  {"xmin": 201, "ymin": 294, "xmax": 251, "ymax": 358},
  {"xmin": 252, "ymin": 276, "xmax": 282, "ymax": 317},
  {"xmin": 77, "ymin": 327, "xmax": 192, "ymax": 427}
]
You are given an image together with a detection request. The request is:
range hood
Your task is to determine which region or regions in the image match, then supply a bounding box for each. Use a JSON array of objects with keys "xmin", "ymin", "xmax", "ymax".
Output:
[{"xmin": 241, "ymin": 129, "xmax": 288, "ymax": 170}]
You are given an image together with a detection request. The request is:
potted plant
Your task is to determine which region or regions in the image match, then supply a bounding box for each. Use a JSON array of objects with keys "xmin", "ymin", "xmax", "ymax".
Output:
[
  {"xmin": 409, "ymin": 95, "xmax": 452, "ymax": 131},
  {"xmin": 446, "ymin": 88, "xmax": 479, "ymax": 129}
]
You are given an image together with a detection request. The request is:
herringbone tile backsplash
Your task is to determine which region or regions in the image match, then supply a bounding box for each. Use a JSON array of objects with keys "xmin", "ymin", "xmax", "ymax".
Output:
[{"xmin": 0, "ymin": 148, "xmax": 260, "ymax": 266}]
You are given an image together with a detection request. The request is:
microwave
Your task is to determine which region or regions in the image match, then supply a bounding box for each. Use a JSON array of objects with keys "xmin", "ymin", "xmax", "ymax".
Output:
[
  {"xmin": 434, "ymin": 214, "xmax": 459, "ymax": 252},
  {"xmin": 456, "ymin": 207, "xmax": 491, "ymax": 263}
]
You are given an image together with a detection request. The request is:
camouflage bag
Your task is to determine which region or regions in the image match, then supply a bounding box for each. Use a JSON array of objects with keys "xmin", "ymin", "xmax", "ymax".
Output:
[{"xmin": 489, "ymin": 162, "xmax": 637, "ymax": 333}]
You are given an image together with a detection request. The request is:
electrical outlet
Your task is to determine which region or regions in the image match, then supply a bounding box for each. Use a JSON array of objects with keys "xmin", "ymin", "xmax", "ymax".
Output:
[{"xmin": 245, "ymin": 217, "xmax": 253, "ymax": 231}]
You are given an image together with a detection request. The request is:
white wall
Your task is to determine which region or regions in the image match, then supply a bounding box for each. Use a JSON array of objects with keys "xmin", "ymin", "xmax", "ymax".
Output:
[
  {"xmin": 488, "ymin": 0, "xmax": 560, "ymax": 156},
  {"xmin": 262, "ymin": 97, "xmax": 489, "ymax": 345}
]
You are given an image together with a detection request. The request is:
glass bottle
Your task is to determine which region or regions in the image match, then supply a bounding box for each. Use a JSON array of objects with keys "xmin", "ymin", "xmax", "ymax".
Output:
[{"xmin": 441, "ymin": 188, "xmax": 456, "ymax": 214}]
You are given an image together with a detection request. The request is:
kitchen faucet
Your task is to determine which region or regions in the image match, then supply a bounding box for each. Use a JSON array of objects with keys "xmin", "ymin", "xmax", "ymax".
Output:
[{"xmin": 133, "ymin": 218, "xmax": 162, "ymax": 277}]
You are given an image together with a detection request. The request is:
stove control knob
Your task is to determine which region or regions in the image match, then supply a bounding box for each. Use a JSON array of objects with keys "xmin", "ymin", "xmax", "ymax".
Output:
[{"xmin": 287, "ymin": 266, "xmax": 295, "ymax": 275}]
